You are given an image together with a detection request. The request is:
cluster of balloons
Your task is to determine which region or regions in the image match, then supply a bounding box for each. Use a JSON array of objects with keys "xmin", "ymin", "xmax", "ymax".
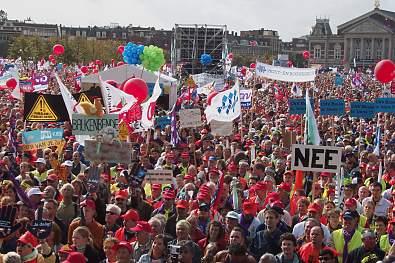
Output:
[
  {"xmin": 140, "ymin": 45, "xmax": 166, "ymax": 72},
  {"xmin": 374, "ymin": 59, "xmax": 395, "ymax": 84},
  {"xmin": 48, "ymin": 44, "xmax": 65, "ymax": 65},
  {"xmin": 200, "ymin": 53, "xmax": 213, "ymax": 66},
  {"xmin": 122, "ymin": 42, "xmax": 145, "ymax": 65}
]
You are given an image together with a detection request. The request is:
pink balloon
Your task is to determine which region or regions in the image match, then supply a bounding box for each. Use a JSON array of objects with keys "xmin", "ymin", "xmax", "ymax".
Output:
[
  {"xmin": 302, "ymin": 50, "xmax": 310, "ymax": 60},
  {"xmin": 123, "ymin": 78, "xmax": 148, "ymax": 103},
  {"xmin": 53, "ymin": 44, "xmax": 65, "ymax": 55},
  {"xmin": 81, "ymin": 66, "xmax": 89, "ymax": 74},
  {"xmin": 6, "ymin": 78, "xmax": 17, "ymax": 89},
  {"xmin": 374, "ymin": 59, "xmax": 395, "ymax": 84},
  {"xmin": 117, "ymin": 45, "xmax": 125, "ymax": 55}
]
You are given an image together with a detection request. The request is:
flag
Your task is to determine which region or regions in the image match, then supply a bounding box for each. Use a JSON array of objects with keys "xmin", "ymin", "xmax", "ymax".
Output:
[
  {"xmin": 373, "ymin": 126, "xmax": 381, "ymax": 156},
  {"xmin": 140, "ymin": 78, "xmax": 162, "ymax": 129},
  {"xmin": 170, "ymin": 100, "xmax": 181, "ymax": 146},
  {"xmin": 204, "ymin": 81, "xmax": 241, "ymax": 123},
  {"xmin": 56, "ymin": 74, "xmax": 82, "ymax": 121},
  {"xmin": 99, "ymin": 78, "xmax": 135, "ymax": 113},
  {"xmin": 304, "ymin": 89, "xmax": 320, "ymax": 145},
  {"xmin": 291, "ymin": 83, "xmax": 303, "ymax": 97}
]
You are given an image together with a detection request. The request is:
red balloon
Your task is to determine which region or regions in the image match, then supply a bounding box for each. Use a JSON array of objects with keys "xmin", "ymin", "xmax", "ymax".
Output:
[
  {"xmin": 49, "ymin": 54, "xmax": 54, "ymax": 60},
  {"xmin": 81, "ymin": 66, "xmax": 89, "ymax": 74},
  {"xmin": 50, "ymin": 59, "xmax": 56, "ymax": 64},
  {"xmin": 374, "ymin": 59, "xmax": 395, "ymax": 84},
  {"xmin": 207, "ymin": 91, "xmax": 219, "ymax": 105},
  {"xmin": 228, "ymin": 53, "xmax": 233, "ymax": 59},
  {"xmin": 106, "ymin": 80, "xmax": 118, "ymax": 88},
  {"xmin": 53, "ymin": 44, "xmax": 65, "ymax": 56},
  {"xmin": 95, "ymin": 59, "xmax": 102, "ymax": 66},
  {"xmin": 117, "ymin": 61, "xmax": 125, "ymax": 67},
  {"xmin": 6, "ymin": 78, "xmax": 17, "ymax": 89},
  {"xmin": 123, "ymin": 78, "xmax": 148, "ymax": 103},
  {"xmin": 250, "ymin": 63, "xmax": 256, "ymax": 69},
  {"xmin": 93, "ymin": 69, "xmax": 99, "ymax": 73},
  {"xmin": 302, "ymin": 50, "xmax": 310, "ymax": 60},
  {"xmin": 240, "ymin": 67, "xmax": 247, "ymax": 76},
  {"xmin": 117, "ymin": 45, "xmax": 125, "ymax": 55}
]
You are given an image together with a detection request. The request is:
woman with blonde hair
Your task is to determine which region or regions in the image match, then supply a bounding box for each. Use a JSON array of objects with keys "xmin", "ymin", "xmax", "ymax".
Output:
[{"xmin": 71, "ymin": 226, "xmax": 100, "ymax": 263}]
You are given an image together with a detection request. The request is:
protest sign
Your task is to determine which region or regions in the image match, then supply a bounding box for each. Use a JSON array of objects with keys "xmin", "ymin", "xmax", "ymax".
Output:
[
  {"xmin": 146, "ymin": 170, "xmax": 173, "ymax": 184},
  {"xmin": 87, "ymin": 166, "xmax": 100, "ymax": 193},
  {"xmin": 375, "ymin": 98, "xmax": 395, "ymax": 113},
  {"xmin": 256, "ymin": 62, "xmax": 316, "ymax": 82},
  {"xmin": 179, "ymin": 108, "xmax": 202, "ymax": 128},
  {"xmin": 210, "ymin": 120, "xmax": 233, "ymax": 136},
  {"xmin": 22, "ymin": 128, "xmax": 64, "ymax": 151},
  {"xmin": 240, "ymin": 89, "xmax": 252, "ymax": 109},
  {"xmin": 33, "ymin": 74, "xmax": 49, "ymax": 91},
  {"xmin": 85, "ymin": 140, "xmax": 132, "ymax": 163},
  {"xmin": 350, "ymin": 102, "xmax": 376, "ymax": 118},
  {"xmin": 72, "ymin": 114, "xmax": 119, "ymax": 135},
  {"xmin": 291, "ymin": 144, "xmax": 342, "ymax": 173},
  {"xmin": 320, "ymin": 99, "xmax": 345, "ymax": 116},
  {"xmin": 155, "ymin": 116, "xmax": 171, "ymax": 129},
  {"xmin": 289, "ymin": 98, "xmax": 314, "ymax": 115}
]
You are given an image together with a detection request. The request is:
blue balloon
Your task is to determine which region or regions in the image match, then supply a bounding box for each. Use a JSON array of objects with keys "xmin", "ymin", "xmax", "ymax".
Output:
[
  {"xmin": 200, "ymin": 53, "xmax": 213, "ymax": 66},
  {"xmin": 123, "ymin": 42, "xmax": 145, "ymax": 65}
]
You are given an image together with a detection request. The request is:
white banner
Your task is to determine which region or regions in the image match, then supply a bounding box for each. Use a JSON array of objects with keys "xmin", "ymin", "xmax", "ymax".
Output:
[
  {"xmin": 204, "ymin": 81, "xmax": 241, "ymax": 123},
  {"xmin": 256, "ymin": 62, "xmax": 316, "ymax": 82},
  {"xmin": 146, "ymin": 169, "xmax": 173, "ymax": 184},
  {"xmin": 179, "ymin": 108, "xmax": 202, "ymax": 128},
  {"xmin": 240, "ymin": 89, "xmax": 252, "ymax": 109},
  {"xmin": 291, "ymin": 144, "xmax": 342, "ymax": 173}
]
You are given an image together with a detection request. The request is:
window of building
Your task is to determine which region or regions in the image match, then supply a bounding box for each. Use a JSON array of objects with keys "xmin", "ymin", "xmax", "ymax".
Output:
[
  {"xmin": 354, "ymin": 39, "xmax": 361, "ymax": 59},
  {"xmin": 365, "ymin": 39, "xmax": 372, "ymax": 59},
  {"xmin": 96, "ymin": 31, "xmax": 101, "ymax": 38},
  {"xmin": 314, "ymin": 45, "xmax": 321, "ymax": 59},
  {"xmin": 76, "ymin": 30, "xmax": 80, "ymax": 37},
  {"xmin": 82, "ymin": 31, "xmax": 86, "ymax": 37},
  {"xmin": 112, "ymin": 32, "xmax": 116, "ymax": 39},
  {"xmin": 122, "ymin": 32, "xmax": 127, "ymax": 39},
  {"xmin": 376, "ymin": 39, "xmax": 383, "ymax": 59},
  {"xmin": 102, "ymin": 31, "xmax": 106, "ymax": 38},
  {"xmin": 139, "ymin": 32, "xmax": 144, "ymax": 37},
  {"xmin": 334, "ymin": 45, "xmax": 341, "ymax": 60}
]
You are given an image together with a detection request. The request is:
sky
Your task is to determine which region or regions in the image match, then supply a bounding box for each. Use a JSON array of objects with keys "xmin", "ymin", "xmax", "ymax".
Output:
[{"xmin": 2, "ymin": 0, "xmax": 395, "ymax": 41}]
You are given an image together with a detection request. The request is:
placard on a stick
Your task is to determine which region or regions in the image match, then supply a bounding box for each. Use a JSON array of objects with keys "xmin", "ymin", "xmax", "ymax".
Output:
[
  {"xmin": 210, "ymin": 120, "xmax": 233, "ymax": 136},
  {"xmin": 291, "ymin": 144, "xmax": 342, "ymax": 173},
  {"xmin": 72, "ymin": 114, "xmax": 119, "ymax": 136},
  {"xmin": 85, "ymin": 140, "xmax": 132, "ymax": 163},
  {"xmin": 146, "ymin": 169, "xmax": 173, "ymax": 184},
  {"xmin": 179, "ymin": 108, "xmax": 202, "ymax": 128}
]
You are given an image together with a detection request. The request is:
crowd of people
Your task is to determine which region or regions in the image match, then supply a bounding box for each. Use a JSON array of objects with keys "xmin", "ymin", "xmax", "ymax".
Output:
[{"xmin": 0, "ymin": 60, "xmax": 394, "ymax": 263}]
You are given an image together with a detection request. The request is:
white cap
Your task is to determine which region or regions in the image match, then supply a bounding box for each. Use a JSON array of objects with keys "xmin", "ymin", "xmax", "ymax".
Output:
[
  {"xmin": 106, "ymin": 204, "xmax": 121, "ymax": 216},
  {"xmin": 34, "ymin": 158, "xmax": 46, "ymax": 164},
  {"xmin": 27, "ymin": 187, "xmax": 43, "ymax": 198},
  {"xmin": 62, "ymin": 160, "xmax": 73, "ymax": 167}
]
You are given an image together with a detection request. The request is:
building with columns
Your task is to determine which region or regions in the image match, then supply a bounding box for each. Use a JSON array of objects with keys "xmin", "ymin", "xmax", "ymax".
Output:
[{"xmin": 307, "ymin": 7, "xmax": 395, "ymax": 68}]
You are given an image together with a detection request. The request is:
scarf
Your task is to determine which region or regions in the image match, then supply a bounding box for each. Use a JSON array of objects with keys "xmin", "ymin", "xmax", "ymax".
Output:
[
  {"xmin": 22, "ymin": 248, "xmax": 38, "ymax": 263},
  {"xmin": 342, "ymin": 229, "xmax": 355, "ymax": 261}
]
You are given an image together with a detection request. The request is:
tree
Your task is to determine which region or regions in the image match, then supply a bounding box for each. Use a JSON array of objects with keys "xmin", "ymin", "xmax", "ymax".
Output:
[{"xmin": 0, "ymin": 10, "xmax": 7, "ymax": 22}]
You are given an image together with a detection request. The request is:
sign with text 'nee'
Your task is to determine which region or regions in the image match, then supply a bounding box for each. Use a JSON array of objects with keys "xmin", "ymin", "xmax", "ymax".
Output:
[
  {"xmin": 320, "ymin": 99, "xmax": 345, "ymax": 116},
  {"xmin": 179, "ymin": 108, "xmax": 202, "ymax": 128},
  {"xmin": 375, "ymin": 98, "xmax": 395, "ymax": 113},
  {"xmin": 146, "ymin": 170, "xmax": 173, "ymax": 184},
  {"xmin": 85, "ymin": 140, "xmax": 132, "ymax": 163},
  {"xmin": 291, "ymin": 144, "xmax": 342, "ymax": 173},
  {"xmin": 72, "ymin": 114, "xmax": 119, "ymax": 135},
  {"xmin": 350, "ymin": 102, "xmax": 376, "ymax": 118}
]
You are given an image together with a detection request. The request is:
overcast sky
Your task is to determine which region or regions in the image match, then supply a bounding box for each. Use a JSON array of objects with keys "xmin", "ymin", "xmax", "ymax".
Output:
[{"xmin": 2, "ymin": 0, "xmax": 395, "ymax": 41}]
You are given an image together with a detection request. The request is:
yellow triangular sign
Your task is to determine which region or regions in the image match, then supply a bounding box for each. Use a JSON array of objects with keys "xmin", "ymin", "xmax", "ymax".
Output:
[
  {"xmin": 78, "ymin": 93, "xmax": 91, "ymax": 104},
  {"xmin": 27, "ymin": 95, "xmax": 58, "ymax": 121}
]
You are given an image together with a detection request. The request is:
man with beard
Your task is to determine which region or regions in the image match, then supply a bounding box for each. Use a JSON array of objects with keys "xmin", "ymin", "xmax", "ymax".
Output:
[
  {"xmin": 114, "ymin": 189, "xmax": 128, "ymax": 214},
  {"xmin": 128, "ymin": 182, "xmax": 153, "ymax": 221}
]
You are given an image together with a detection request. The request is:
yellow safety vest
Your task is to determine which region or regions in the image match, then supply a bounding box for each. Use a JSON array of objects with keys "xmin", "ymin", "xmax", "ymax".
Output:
[
  {"xmin": 380, "ymin": 234, "xmax": 391, "ymax": 253},
  {"xmin": 332, "ymin": 229, "xmax": 362, "ymax": 263}
]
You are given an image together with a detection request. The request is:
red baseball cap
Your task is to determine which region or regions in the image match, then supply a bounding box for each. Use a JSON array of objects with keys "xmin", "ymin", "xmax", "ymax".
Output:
[
  {"xmin": 176, "ymin": 200, "xmax": 189, "ymax": 209},
  {"xmin": 63, "ymin": 252, "xmax": 86, "ymax": 263},
  {"xmin": 80, "ymin": 199, "xmax": 96, "ymax": 210},
  {"xmin": 151, "ymin": 184, "xmax": 161, "ymax": 190},
  {"xmin": 47, "ymin": 174, "xmax": 59, "ymax": 181},
  {"xmin": 162, "ymin": 189, "xmax": 176, "ymax": 199},
  {"xmin": 277, "ymin": 182, "xmax": 291, "ymax": 193},
  {"xmin": 181, "ymin": 152, "xmax": 190, "ymax": 159},
  {"xmin": 121, "ymin": 209, "xmax": 140, "ymax": 221},
  {"xmin": 184, "ymin": 174, "xmax": 194, "ymax": 181},
  {"xmin": 254, "ymin": 182, "xmax": 267, "ymax": 191},
  {"xmin": 130, "ymin": 221, "xmax": 152, "ymax": 233},
  {"xmin": 114, "ymin": 241, "xmax": 133, "ymax": 253},
  {"xmin": 242, "ymin": 202, "xmax": 257, "ymax": 215},
  {"xmin": 307, "ymin": 203, "xmax": 322, "ymax": 213},
  {"xmin": 320, "ymin": 172, "xmax": 331, "ymax": 177},
  {"xmin": 18, "ymin": 231, "xmax": 38, "ymax": 248},
  {"xmin": 115, "ymin": 189, "xmax": 128, "ymax": 200},
  {"xmin": 344, "ymin": 198, "xmax": 357, "ymax": 208}
]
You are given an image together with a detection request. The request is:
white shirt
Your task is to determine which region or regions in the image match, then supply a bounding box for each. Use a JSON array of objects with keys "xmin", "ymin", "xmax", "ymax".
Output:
[
  {"xmin": 292, "ymin": 220, "xmax": 331, "ymax": 244},
  {"xmin": 361, "ymin": 196, "xmax": 391, "ymax": 217}
]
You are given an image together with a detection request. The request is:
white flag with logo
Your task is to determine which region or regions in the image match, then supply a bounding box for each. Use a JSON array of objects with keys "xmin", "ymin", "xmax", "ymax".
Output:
[
  {"xmin": 140, "ymin": 78, "xmax": 162, "ymax": 129},
  {"xmin": 99, "ymin": 78, "xmax": 136, "ymax": 114},
  {"xmin": 56, "ymin": 74, "xmax": 83, "ymax": 121},
  {"xmin": 204, "ymin": 81, "xmax": 241, "ymax": 123}
]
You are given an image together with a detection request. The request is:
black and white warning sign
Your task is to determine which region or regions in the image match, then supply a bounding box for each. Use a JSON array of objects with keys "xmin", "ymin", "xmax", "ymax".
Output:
[{"xmin": 291, "ymin": 144, "xmax": 342, "ymax": 173}]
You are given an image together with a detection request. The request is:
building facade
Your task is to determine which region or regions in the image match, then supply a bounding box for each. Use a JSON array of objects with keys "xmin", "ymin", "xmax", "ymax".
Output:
[{"xmin": 308, "ymin": 8, "xmax": 395, "ymax": 67}]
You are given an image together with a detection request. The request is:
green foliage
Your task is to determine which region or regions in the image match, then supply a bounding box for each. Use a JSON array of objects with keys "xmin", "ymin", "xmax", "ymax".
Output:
[{"xmin": 7, "ymin": 36, "xmax": 124, "ymax": 64}]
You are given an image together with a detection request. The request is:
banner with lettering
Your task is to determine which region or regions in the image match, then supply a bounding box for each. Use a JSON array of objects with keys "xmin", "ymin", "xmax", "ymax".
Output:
[
  {"xmin": 240, "ymin": 89, "xmax": 252, "ymax": 109},
  {"xmin": 320, "ymin": 99, "xmax": 345, "ymax": 116},
  {"xmin": 22, "ymin": 128, "xmax": 64, "ymax": 151},
  {"xmin": 33, "ymin": 74, "xmax": 49, "ymax": 92},
  {"xmin": 350, "ymin": 102, "xmax": 376, "ymax": 118},
  {"xmin": 72, "ymin": 114, "xmax": 119, "ymax": 135},
  {"xmin": 256, "ymin": 62, "xmax": 316, "ymax": 82}
]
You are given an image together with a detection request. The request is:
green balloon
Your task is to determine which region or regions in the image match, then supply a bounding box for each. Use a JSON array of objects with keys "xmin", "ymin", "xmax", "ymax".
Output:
[{"xmin": 140, "ymin": 45, "xmax": 165, "ymax": 72}]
